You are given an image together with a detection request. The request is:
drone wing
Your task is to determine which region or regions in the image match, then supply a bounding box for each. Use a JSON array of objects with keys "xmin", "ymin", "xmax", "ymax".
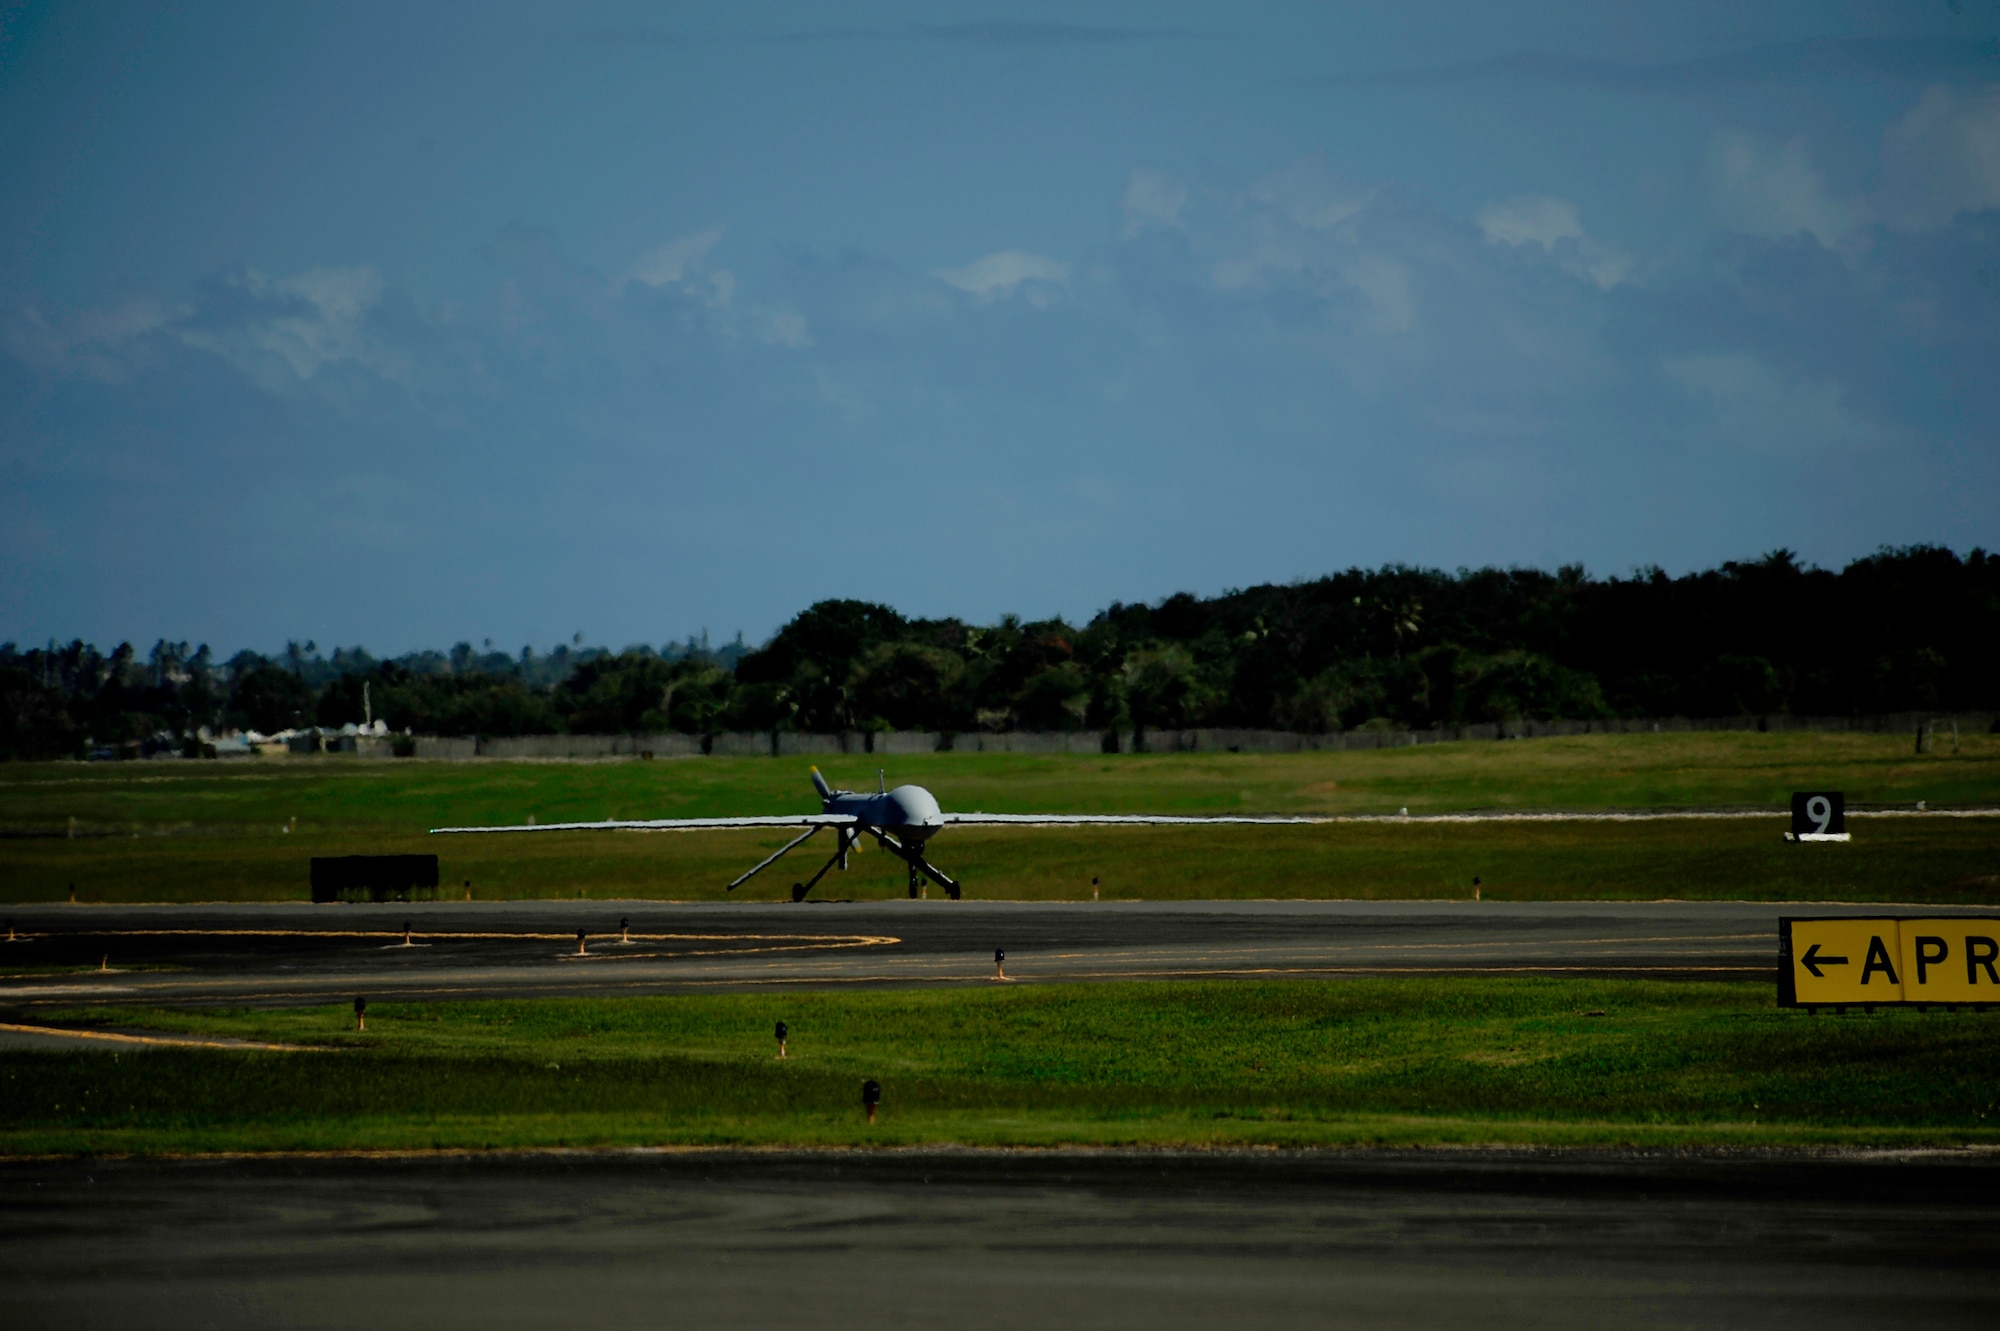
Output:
[
  {"xmin": 430, "ymin": 814, "xmax": 856, "ymax": 835},
  {"xmin": 939, "ymin": 813, "xmax": 1331, "ymax": 826}
]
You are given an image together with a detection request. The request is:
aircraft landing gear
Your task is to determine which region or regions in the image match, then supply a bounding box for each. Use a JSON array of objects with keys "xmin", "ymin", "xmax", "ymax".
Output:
[
  {"xmin": 788, "ymin": 829, "xmax": 855, "ymax": 903},
  {"xmin": 875, "ymin": 829, "xmax": 960, "ymax": 901},
  {"xmin": 778, "ymin": 827, "xmax": 963, "ymax": 902}
]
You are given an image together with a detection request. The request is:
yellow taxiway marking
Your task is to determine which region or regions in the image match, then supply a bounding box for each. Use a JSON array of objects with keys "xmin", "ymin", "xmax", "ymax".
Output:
[
  {"xmin": 13, "ymin": 928, "xmax": 899, "ymax": 945},
  {"xmin": 0, "ymin": 960, "xmax": 1774, "ymax": 1006},
  {"xmin": 0, "ymin": 984, "xmax": 137, "ymax": 998},
  {"xmin": 558, "ymin": 938, "xmax": 900, "ymax": 962},
  {"xmin": 0, "ymin": 1021, "xmax": 303, "ymax": 1051}
]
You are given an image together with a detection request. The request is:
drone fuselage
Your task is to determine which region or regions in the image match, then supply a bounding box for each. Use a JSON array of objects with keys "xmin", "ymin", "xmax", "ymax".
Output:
[{"xmin": 821, "ymin": 783, "xmax": 945, "ymax": 843}]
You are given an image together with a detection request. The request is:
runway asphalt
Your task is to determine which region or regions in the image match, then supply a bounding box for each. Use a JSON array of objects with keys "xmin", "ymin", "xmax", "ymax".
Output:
[
  {"xmin": 4, "ymin": 1151, "xmax": 1997, "ymax": 1330},
  {"xmin": 7, "ymin": 898, "xmax": 1999, "ymax": 1014},
  {"xmin": 8, "ymin": 904, "xmax": 1997, "ymax": 1327}
]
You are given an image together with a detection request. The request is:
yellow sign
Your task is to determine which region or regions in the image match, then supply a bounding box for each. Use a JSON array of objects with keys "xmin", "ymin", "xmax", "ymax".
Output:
[{"xmin": 1781, "ymin": 917, "xmax": 2000, "ymax": 1006}]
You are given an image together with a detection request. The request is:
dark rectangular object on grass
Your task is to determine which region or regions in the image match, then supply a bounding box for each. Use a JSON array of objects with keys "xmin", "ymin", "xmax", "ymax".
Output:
[{"xmin": 310, "ymin": 855, "xmax": 440, "ymax": 903}]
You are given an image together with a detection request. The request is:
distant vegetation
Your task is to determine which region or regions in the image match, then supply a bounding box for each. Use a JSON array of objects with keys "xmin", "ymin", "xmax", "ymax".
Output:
[{"xmin": 3, "ymin": 546, "xmax": 1996, "ymax": 758}]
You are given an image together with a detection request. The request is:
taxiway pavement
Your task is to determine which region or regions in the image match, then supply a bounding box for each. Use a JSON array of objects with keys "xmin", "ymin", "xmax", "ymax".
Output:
[
  {"xmin": 6, "ymin": 898, "xmax": 1995, "ymax": 1012},
  {"xmin": 4, "ymin": 1151, "xmax": 1997, "ymax": 1330}
]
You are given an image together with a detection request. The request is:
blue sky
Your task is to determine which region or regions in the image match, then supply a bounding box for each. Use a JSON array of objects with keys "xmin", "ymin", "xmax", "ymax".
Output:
[{"xmin": 2, "ymin": 1, "xmax": 1997, "ymax": 655}]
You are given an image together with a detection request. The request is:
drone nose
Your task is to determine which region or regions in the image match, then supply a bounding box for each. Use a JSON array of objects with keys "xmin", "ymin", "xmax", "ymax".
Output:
[{"xmin": 886, "ymin": 784, "xmax": 944, "ymax": 831}]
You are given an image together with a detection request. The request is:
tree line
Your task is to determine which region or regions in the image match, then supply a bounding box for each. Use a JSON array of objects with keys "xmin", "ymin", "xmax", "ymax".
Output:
[{"xmin": 3, "ymin": 547, "xmax": 1994, "ymax": 760}]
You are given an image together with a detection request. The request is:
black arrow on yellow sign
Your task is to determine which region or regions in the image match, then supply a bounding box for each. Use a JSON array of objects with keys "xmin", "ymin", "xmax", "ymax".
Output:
[{"xmin": 1800, "ymin": 943, "xmax": 1849, "ymax": 978}]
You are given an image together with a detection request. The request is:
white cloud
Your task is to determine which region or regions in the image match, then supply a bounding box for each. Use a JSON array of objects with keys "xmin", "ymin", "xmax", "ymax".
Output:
[
  {"xmin": 935, "ymin": 250, "xmax": 1070, "ymax": 299},
  {"xmin": 1249, "ymin": 153, "xmax": 1372, "ymax": 230},
  {"xmin": 1197, "ymin": 163, "xmax": 1424, "ymax": 340},
  {"xmin": 1877, "ymin": 84, "xmax": 2000, "ymax": 230},
  {"xmin": 2, "ymin": 297, "xmax": 168, "ymax": 379},
  {"xmin": 0, "ymin": 306, "xmax": 69, "ymax": 370},
  {"xmin": 1706, "ymin": 130, "xmax": 1854, "ymax": 246},
  {"xmin": 1663, "ymin": 352, "xmax": 1883, "ymax": 457},
  {"xmin": 1477, "ymin": 194, "xmax": 1631, "ymax": 289},
  {"xmin": 764, "ymin": 309, "xmax": 811, "ymax": 348},
  {"xmin": 626, "ymin": 226, "xmax": 725, "ymax": 287},
  {"xmin": 13, "ymin": 154, "xmax": 1995, "ymax": 643},
  {"xmin": 1342, "ymin": 253, "xmax": 1418, "ymax": 335},
  {"xmin": 1581, "ymin": 249, "xmax": 1634, "ymax": 290},
  {"xmin": 1121, "ymin": 168, "xmax": 1187, "ymax": 234},
  {"xmin": 8, "ymin": 268, "xmax": 400, "ymax": 389},
  {"xmin": 1207, "ymin": 157, "xmax": 1374, "ymax": 294},
  {"xmin": 178, "ymin": 266, "xmax": 393, "ymax": 386},
  {"xmin": 1209, "ymin": 256, "xmax": 1263, "ymax": 291},
  {"xmin": 1477, "ymin": 194, "xmax": 1583, "ymax": 249}
]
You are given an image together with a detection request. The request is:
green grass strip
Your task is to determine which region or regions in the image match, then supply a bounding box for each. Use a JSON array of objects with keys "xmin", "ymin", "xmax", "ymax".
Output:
[
  {"xmin": 8, "ymin": 734, "xmax": 1996, "ymax": 904},
  {"xmin": 6, "ymin": 979, "xmax": 1999, "ymax": 1154}
]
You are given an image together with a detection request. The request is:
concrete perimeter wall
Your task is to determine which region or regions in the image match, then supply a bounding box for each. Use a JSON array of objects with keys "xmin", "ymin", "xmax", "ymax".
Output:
[
  {"xmin": 401, "ymin": 711, "xmax": 1998, "ymax": 760},
  {"xmin": 418, "ymin": 733, "xmax": 703, "ymax": 760},
  {"xmin": 1131, "ymin": 712, "xmax": 1997, "ymax": 753}
]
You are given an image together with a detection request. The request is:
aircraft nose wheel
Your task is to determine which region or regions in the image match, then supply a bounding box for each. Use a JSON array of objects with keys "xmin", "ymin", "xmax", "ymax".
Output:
[{"xmin": 901, "ymin": 842, "xmax": 961, "ymax": 900}]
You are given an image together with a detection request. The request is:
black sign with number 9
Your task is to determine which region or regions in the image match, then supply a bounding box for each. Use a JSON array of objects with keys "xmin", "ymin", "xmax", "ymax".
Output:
[{"xmin": 1790, "ymin": 791, "xmax": 1845, "ymax": 836}]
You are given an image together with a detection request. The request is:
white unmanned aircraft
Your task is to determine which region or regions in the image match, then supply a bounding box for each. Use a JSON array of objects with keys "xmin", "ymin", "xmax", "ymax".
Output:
[{"xmin": 431, "ymin": 766, "xmax": 1321, "ymax": 901}]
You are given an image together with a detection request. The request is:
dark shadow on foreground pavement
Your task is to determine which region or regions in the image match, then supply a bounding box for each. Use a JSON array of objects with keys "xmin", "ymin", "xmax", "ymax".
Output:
[{"xmin": 3, "ymin": 1150, "xmax": 1996, "ymax": 1330}]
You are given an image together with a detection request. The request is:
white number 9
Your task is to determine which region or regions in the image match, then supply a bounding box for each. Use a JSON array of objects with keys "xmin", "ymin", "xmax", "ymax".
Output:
[{"xmin": 1807, "ymin": 795, "xmax": 1832, "ymax": 834}]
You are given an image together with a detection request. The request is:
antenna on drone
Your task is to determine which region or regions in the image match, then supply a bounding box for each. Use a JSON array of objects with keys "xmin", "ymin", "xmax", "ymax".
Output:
[{"xmin": 878, "ymin": 769, "xmax": 886, "ymax": 794}]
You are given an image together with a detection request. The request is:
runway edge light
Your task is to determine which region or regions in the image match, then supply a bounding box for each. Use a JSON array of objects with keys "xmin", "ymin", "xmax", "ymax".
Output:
[{"xmin": 1779, "ymin": 916, "xmax": 2000, "ymax": 1008}]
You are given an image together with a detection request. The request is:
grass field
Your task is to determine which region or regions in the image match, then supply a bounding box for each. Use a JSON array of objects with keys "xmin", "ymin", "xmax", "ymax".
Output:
[
  {"xmin": 6, "ymin": 817, "xmax": 1997, "ymax": 905},
  {"xmin": 3, "ymin": 733, "xmax": 1996, "ymax": 903},
  {"xmin": 6, "ymin": 980, "xmax": 1997, "ymax": 1154}
]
